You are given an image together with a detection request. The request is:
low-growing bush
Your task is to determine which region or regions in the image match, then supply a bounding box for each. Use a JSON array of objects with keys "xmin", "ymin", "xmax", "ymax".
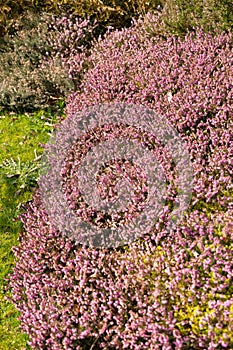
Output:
[
  {"xmin": 67, "ymin": 26, "xmax": 233, "ymax": 214},
  {"xmin": 0, "ymin": 11, "xmax": 97, "ymax": 112},
  {"xmin": 10, "ymin": 199, "xmax": 233, "ymax": 349},
  {"xmin": 0, "ymin": 0, "xmax": 163, "ymax": 39},
  {"xmin": 157, "ymin": 0, "xmax": 233, "ymax": 37},
  {"xmin": 1, "ymin": 0, "xmax": 232, "ymax": 112},
  {"xmin": 9, "ymin": 19, "xmax": 233, "ymax": 350},
  {"xmin": 1, "ymin": 0, "xmax": 232, "ymax": 43}
]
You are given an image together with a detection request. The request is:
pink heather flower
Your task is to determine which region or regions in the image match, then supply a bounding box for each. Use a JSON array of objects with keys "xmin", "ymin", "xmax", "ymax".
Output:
[{"xmin": 9, "ymin": 16, "xmax": 233, "ymax": 350}]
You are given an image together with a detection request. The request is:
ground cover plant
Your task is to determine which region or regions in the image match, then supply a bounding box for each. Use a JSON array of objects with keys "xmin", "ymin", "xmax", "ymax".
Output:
[
  {"xmin": 0, "ymin": 110, "xmax": 60, "ymax": 349},
  {"xmin": 0, "ymin": 0, "xmax": 163, "ymax": 38},
  {"xmin": 1, "ymin": 1, "xmax": 233, "ymax": 113},
  {"xmin": 8, "ymin": 15, "xmax": 233, "ymax": 350},
  {"xmin": 0, "ymin": 11, "xmax": 98, "ymax": 113},
  {"xmin": 155, "ymin": 0, "xmax": 233, "ymax": 37},
  {"xmin": 1, "ymin": 0, "xmax": 232, "ymax": 40}
]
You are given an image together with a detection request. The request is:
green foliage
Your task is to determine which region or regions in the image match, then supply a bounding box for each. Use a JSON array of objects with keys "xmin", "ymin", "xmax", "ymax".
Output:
[
  {"xmin": 168, "ymin": 0, "xmax": 232, "ymax": 34},
  {"xmin": 141, "ymin": 0, "xmax": 233, "ymax": 38},
  {"xmin": 0, "ymin": 154, "xmax": 41, "ymax": 196}
]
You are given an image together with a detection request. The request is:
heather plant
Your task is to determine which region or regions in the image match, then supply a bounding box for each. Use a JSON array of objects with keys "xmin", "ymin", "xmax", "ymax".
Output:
[
  {"xmin": 1, "ymin": 0, "xmax": 232, "ymax": 41},
  {"xmin": 9, "ymin": 199, "xmax": 233, "ymax": 349},
  {"xmin": 1, "ymin": 0, "xmax": 232, "ymax": 112},
  {"xmin": 40, "ymin": 14, "xmax": 98, "ymax": 92},
  {"xmin": 67, "ymin": 26, "xmax": 233, "ymax": 215},
  {"xmin": 0, "ymin": 0, "xmax": 163, "ymax": 38},
  {"xmin": 9, "ymin": 21, "xmax": 233, "ymax": 349},
  {"xmin": 0, "ymin": 11, "xmax": 96, "ymax": 112}
]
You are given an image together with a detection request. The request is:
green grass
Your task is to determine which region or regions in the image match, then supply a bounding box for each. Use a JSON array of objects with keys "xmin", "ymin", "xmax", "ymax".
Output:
[{"xmin": 0, "ymin": 110, "xmax": 61, "ymax": 350}]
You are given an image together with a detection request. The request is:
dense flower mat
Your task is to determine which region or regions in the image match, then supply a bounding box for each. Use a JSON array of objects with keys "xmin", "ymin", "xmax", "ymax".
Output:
[{"xmin": 9, "ymin": 21, "xmax": 233, "ymax": 349}]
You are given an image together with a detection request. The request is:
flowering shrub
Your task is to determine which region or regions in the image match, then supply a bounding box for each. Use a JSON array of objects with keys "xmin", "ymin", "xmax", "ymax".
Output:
[
  {"xmin": 152, "ymin": 0, "xmax": 233, "ymax": 37},
  {"xmin": 1, "ymin": 0, "xmax": 232, "ymax": 111},
  {"xmin": 0, "ymin": 11, "xmax": 96, "ymax": 112},
  {"xmin": 10, "ymin": 21, "xmax": 233, "ymax": 349},
  {"xmin": 0, "ymin": 0, "xmax": 163, "ymax": 39},
  {"xmin": 67, "ymin": 27, "xmax": 233, "ymax": 214},
  {"xmin": 39, "ymin": 14, "xmax": 97, "ymax": 92},
  {"xmin": 9, "ymin": 200, "xmax": 233, "ymax": 349}
]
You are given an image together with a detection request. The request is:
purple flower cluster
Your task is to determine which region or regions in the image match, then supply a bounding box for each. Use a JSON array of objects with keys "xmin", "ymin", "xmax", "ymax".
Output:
[
  {"xmin": 9, "ymin": 20, "xmax": 233, "ymax": 349},
  {"xmin": 67, "ymin": 27, "xmax": 233, "ymax": 214},
  {"xmin": 10, "ymin": 198, "xmax": 233, "ymax": 349},
  {"xmin": 39, "ymin": 14, "xmax": 97, "ymax": 91},
  {"xmin": 61, "ymin": 119, "xmax": 175, "ymax": 236}
]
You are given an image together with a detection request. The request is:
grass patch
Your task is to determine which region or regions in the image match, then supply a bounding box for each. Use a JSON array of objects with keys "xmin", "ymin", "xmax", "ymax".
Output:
[{"xmin": 0, "ymin": 110, "xmax": 61, "ymax": 350}]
